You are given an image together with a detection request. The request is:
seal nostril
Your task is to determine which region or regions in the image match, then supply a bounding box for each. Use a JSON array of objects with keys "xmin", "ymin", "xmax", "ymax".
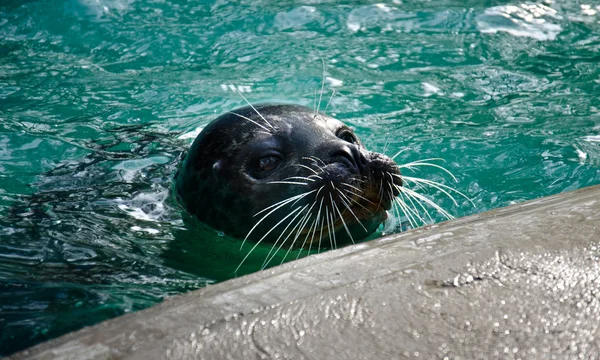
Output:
[
  {"xmin": 352, "ymin": 146, "xmax": 369, "ymax": 174},
  {"xmin": 330, "ymin": 147, "xmax": 359, "ymax": 173},
  {"xmin": 357, "ymin": 150, "xmax": 368, "ymax": 169}
]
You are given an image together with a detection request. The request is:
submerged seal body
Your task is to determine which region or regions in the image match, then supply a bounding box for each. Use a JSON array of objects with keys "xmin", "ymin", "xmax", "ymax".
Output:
[{"xmin": 175, "ymin": 104, "xmax": 401, "ymax": 249}]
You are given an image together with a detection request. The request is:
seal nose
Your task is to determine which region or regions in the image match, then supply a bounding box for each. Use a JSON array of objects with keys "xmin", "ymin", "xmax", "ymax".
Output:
[
  {"xmin": 329, "ymin": 144, "xmax": 367, "ymax": 175},
  {"xmin": 352, "ymin": 146, "xmax": 369, "ymax": 174}
]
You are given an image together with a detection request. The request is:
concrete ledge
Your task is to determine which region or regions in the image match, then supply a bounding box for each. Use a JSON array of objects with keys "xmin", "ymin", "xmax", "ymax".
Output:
[{"xmin": 11, "ymin": 185, "xmax": 600, "ymax": 359}]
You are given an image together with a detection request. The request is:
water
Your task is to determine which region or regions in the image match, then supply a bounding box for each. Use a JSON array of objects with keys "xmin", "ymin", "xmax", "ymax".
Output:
[{"xmin": 1, "ymin": 0, "xmax": 600, "ymax": 355}]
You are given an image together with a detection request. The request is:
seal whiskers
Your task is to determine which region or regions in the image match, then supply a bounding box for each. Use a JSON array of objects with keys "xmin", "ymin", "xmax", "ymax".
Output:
[
  {"xmin": 305, "ymin": 156, "xmax": 327, "ymax": 167},
  {"xmin": 331, "ymin": 193, "xmax": 355, "ymax": 244},
  {"xmin": 297, "ymin": 163, "xmax": 322, "ymax": 176},
  {"xmin": 400, "ymin": 184, "xmax": 435, "ymax": 224},
  {"xmin": 398, "ymin": 159, "xmax": 458, "ymax": 181},
  {"xmin": 280, "ymin": 176, "xmax": 316, "ymax": 183},
  {"xmin": 392, "ymin": 189, "xmax": 420, "ymax": 228},
  {"xmin": 398, "ymin": 186, "xmax": 454, "ymax": 220},
  {"xmin": 341, "ymin": 182, "xmax": 364, "ymax": 194},
  {"xmin": 228, "ymin": 82, "xmax": 275, "ymax": 130},
  {"xmin": 243, "ymin": 189, "xmax": 318, "ymax": 249},
  {"xmin": 400, "ymin": 175, "xmax": 472, "ymax": 207},
  {"xmin": 323, "ymin": 89, "xmax": 336, "ymax": 114},
  {"xmin": 261, "ymin": 203, "xmax": 311, "ymax": 269},
  {"xmin": 296, "ymin": 217, "xmax": 318, "ymax": 259},
  {"xmin": 390, "ymin": 147, "xmax": 410, "ymax": 161},
  {"xmin": 229, "ymin": 112, "xmax": 272, "ymax": 132},
  {"xmin": 267, "ymin": 180, "xmax": 310, "ymax": 186},
  {"xmin": 235, "ymin": 206, "xmax": 304, "ymax": 273},
  {"xmin": 278, "ymin": 200, "xmax": 318, "ymax": 266},
  {"xmin": 388, "ymin": 171, "xmax": 433, "ymax": 224},
  {"xmin": 315, "ymin": 197, "xmax": 326, "ymax": 254},
  {"xmin": 315, "ymin": 57, "xmax": 326, "ymax": 117},
  {"xmin": 336, "ymin": 188, "xmax": 368, "ymax": 232},
  {"xmin": 325, "ymin": 205, "xmax": 335, "ymax": 250},
  {"xmin": 281, "ymin": 209, "xmax": 315, "ymax": 264}
]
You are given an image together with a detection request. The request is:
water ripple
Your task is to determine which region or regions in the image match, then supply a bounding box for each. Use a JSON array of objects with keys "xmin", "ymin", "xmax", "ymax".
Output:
[{"xmin": 477, "ymin": 4, "xmax": 562, "ymax": 41}]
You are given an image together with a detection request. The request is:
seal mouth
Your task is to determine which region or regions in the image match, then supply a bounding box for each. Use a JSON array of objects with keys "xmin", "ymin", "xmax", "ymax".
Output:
[{"xmin": 287, "ymin": 155, "xmax": 402, "ymax": 247}]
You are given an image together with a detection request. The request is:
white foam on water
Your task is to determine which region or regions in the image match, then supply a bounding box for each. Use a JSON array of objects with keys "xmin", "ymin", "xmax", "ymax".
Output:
[
  {"xmin": 113, "ymin": 156, "xmax": 170, "ymax": 182},
  {"xmin": 326, "ymin": 77, "xmax": 343, "ymax": 87},
  {"xmin": 346, "ymin": 3, "xmax": 412, "ymax": 33},
  {"xmin": 575, "ymin": 148, "xmax": 587, "ymax": 164},
  {"xmin": 476, "ymin": 4, "xmax": 562, "ymax": 41},
  {"xmin": 113, "ymin": 156, "xmax": 170, "ymax": 172},
  {"xmin": 422, "ymin": 82, "xmax": 441, "ymax": 97},
  {"xmin": 130, "ymin": 226, "xmax": 160, "ymax": 234},
  {"xmin": 115, "ymin": 188, "xmax": 173, "ymax": 223},
  {"xmin": 79, "ymin": 0, "xmax": 135, "ymax": 17},
  {"xmin": 580, "ymin": 4, "xmax": 597, "ymax": 16},
  {"xmin": 584, "ymin": 135, "xmax": 600, "ymax": 142},
  {"xmin": 274, "ymin": 6, "xmax": 320, "ymax": 31}
]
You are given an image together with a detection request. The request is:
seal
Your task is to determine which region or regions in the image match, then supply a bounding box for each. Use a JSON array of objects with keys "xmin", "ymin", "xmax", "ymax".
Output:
[{"xmin": 175, "ymin": 104, "xmax": 402, "ymax": 253}]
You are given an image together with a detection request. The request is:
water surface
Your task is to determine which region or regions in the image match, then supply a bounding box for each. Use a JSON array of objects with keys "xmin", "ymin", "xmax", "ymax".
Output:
[{"xmin": 1, "ymin": 0, "xmax": 600, "ymax": 355}]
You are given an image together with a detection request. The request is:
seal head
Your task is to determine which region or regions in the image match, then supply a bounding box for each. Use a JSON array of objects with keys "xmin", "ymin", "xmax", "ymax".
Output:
[{"xmin": 175, "ymin": 104, "xmax": 401, "ymax": 248}]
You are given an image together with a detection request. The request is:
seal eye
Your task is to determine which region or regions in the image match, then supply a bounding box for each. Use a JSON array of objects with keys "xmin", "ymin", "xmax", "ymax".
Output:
[
  {"xmin": 337, "ymin": 129, "xmax": 358, "ymax": 144},
  {"xmin": 258, "ymin": 155, "xmax": 281, "ymax": 172}
]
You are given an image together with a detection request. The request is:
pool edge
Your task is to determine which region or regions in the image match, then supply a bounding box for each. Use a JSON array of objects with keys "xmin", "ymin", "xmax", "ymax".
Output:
[{"xmin": 10, "ymin": 184, "xmax": 600, "ymax": 359}]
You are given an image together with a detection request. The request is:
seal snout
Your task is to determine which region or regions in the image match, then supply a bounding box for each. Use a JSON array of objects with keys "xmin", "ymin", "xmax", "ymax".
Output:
[
  {"xmin": 357, "ymin": 151, "xmax": 402, "ymax": 212},
  {"xmin": 328, "ymin": 144, "xmax": 370, "ymax": 176}
]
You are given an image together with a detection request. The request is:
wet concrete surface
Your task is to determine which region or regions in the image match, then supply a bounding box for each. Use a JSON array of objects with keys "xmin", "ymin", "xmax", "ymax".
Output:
[{"xmin": 11, "ymin": 185, "xmax": 600, "ymax": 359}]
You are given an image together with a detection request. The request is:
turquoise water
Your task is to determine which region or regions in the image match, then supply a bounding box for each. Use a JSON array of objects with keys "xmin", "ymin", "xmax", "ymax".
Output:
[{"xmin": 2, "ymin": 0, "xmax": 600, "ymax": 355}]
